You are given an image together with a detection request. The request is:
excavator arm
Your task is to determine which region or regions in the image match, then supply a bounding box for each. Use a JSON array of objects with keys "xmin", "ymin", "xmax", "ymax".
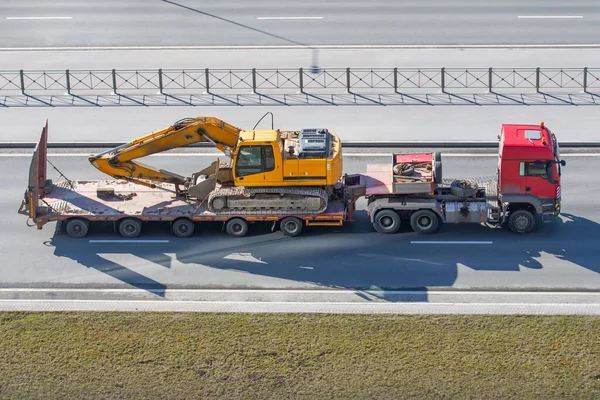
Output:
[{"xmin": 88, "ymin": 116, "xmax": 241, "ymax": 189}]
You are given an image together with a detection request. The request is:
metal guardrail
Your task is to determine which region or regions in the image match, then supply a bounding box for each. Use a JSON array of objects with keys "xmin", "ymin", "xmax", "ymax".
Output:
[{"xmin": 1, "ymin": 67, "xmax": 599, "ymax": 95}]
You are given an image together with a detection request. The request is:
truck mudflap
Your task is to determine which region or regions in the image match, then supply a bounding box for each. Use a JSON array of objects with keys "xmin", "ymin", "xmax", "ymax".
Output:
[{"xmin": 18, "ymin": 119, "xmax": 51, "ymax": 226}]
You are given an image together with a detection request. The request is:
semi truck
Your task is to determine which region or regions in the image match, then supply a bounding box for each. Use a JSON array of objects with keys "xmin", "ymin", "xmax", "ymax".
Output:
[{"xmin": 18, "ymin": 118, "xmax": 565, "ymax": 238}]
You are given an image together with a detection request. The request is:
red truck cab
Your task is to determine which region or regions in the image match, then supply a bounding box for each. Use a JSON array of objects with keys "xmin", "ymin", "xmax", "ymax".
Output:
[{"xmin": 498, "ymin": 122, "xmax": 565, "ymax": 228}]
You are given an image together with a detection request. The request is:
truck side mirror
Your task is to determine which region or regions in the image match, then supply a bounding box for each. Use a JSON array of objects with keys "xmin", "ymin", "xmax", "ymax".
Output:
[{"xmin": 560, "ymin": 160, "xmax": 566, "ymax": 167}]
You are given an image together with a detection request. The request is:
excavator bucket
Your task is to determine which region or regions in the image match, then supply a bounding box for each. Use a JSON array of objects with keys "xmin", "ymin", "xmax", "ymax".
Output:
[{"xmin": 187, "ymin": 160, "xmax": 233, "ymax": 200}]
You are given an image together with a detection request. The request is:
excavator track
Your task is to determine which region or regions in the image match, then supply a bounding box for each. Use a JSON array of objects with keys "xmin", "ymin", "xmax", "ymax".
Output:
[{"xmin": 206, "ymin": 186, "xmax": 329, "ymax": 215}]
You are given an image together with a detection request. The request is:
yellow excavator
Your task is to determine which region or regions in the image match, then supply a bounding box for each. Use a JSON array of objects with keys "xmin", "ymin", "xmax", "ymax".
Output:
[{"xmin": 88, "ymin": 116, "xmax": 344, "ymax": 214}]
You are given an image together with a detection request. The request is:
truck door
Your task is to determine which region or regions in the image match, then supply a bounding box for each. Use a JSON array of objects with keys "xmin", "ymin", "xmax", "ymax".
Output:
[
  {"xmin": 235, "ymin": 145, "xmax": 278, "ymax": 185},
  {"xmin": 519, "ymin": 161, "xmax": 556, "ymax": 200}
]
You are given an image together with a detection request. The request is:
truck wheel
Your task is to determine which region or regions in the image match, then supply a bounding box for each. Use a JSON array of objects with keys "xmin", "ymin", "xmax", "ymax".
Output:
[
  {"xmin": 508, "ymin": 210, "xmax": 536, "ymax": 233},
  {"xmin": 65, "ymin": 218, "xmax": 90, "ymax": 238},
  {"xmin": 119, "ymin": 218, "xmax": 142, "ymax": 238},
  {"xmin": 280, "ymin": 217, "xmax": 303, "ymax": 237},
  {"xmin": 226, "ymin": 218, "xmax": 248, "ymax": 237},
  {"xmin": 172, "ymin": 218, "xmax": 195, "ymax": 238},
  {"xmin": 410, "ymin": 210, "xmax": 440, "ymax": 234},
  {"xmin": 373, "ymin": 209, "xmax": 401, "ymax": 234}
]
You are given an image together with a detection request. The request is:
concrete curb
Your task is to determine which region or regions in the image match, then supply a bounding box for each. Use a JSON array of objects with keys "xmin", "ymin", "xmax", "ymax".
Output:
[{"xmin": 2, "ymin": 140, "xmax": 600, "ymax": 149}]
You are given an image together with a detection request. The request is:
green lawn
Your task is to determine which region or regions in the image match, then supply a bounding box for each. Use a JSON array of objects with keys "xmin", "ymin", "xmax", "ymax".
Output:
[{"xmin": 0, "ymin": 312, "xmax": 598, "ymax": 399}]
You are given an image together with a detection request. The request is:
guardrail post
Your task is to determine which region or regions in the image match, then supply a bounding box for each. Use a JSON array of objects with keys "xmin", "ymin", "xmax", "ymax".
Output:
[
  {"xmin": 346, "ymin": 67, "xmax": 351, "ymax": 93},
  {"xmin": 299, "ymin": 67, "xmax": 304, "ymax": 93},
  {"xmin": 66, "ymin": 69, "xmax": 71, "ymax": 95},
  {"xmin": 488, "ymin": 67, "xmax": 493, "ymax": 92},
  {"xmin": 252, "ymin": 68, "xmax": 257, "ymax": 93},
  {"xmin": 441, "ymin": 67, "xmax": 445, "ymax": 92},
  {"xmin": 111, "ymin": 69, "xmax": 117, "ymax": 95},
  {"xmin": 158, "ymin": 68, "xmax": 164, "ymax": 95},
  {"xmin": 20, "ymin": 69, "xmax": 25, "ymax": 95},
  {"xmin": 583, "ymin": 67, "xmax": 588, "ymax": 92},
  {"xmin": 205, "ymin": 68, "xmax": 210, "ymax": 93},
  {"xmin": 536, "ymin": 67, "xmax": 540, "ymax": 92},
  {"xmin": 393, "ymin": 67, "xmax": 398, "ymax": 93}
]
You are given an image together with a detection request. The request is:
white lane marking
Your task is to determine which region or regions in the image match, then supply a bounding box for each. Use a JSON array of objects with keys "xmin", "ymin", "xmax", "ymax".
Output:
[
  {"xmin": 2, "ymin": 44, "xmax": 600, "ymax": 51},
  {"xmin": 1, "ymin": 288, "xmax": 599, "ymax": 296},
  {"xmin": 0, "ymin": 153, "xmax": 597, "ymax": 158},
  {"xmin": 6, "ymin": 16, "xmax": 73, "ymax": 20},
  {"xmin": 257, "ymin": 16, "xmax": 323, "ymax": 20},
  {"xmin": 89, "ymin": 240, "xmax": 169, "ymax": 243},
  {"xmin": 517, "ymin": 16, "xmax": 583, "ymax": 19},
  {"xmin": 411, "ymin": 241, "xmax": 493, "ymax": 245}
]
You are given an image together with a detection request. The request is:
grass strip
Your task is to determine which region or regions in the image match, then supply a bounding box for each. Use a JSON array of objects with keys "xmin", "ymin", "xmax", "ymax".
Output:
[{"xmin": 0, "ymin": 312, "xmax": 599, "ymax": 399}]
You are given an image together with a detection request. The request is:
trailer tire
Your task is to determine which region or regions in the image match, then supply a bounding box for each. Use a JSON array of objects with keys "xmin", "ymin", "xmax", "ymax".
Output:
[
  {"xmin": 280, "ymin": 217, "xmax": 303, "ymax": 237},
  {"xmin": 508, "ymin": 209, "xmax": 536, "ymax": 234},
  {"xmin": 373, "ymin": 209, "xmax": 402, "ymax": 234},
  {"xmin": 172, "ymin": 218, "xmax": 195, "ymax": 238},
  {"xmin": 119, "ymin": 218, "xmax": 142, "ymax": 238},
  {"xmin": 65, "ymin": 218, "xmax": 90, "ymax": 238},
  {"xmin": 410, "ymin": 210, "xmax": 440, "ymax": 234},
  {"xmin": 226, "ymin": 218, "xmax": 248, "ymax": 237}
]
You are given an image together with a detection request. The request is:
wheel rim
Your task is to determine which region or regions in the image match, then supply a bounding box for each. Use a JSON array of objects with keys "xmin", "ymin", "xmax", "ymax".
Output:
[
  {"xmin": 514, "ymin": 215, "xmax": 530, "ymax": 230},
  {"xmin": 232, "ymin": 223, "xmax": 242, "ymax": 233},
  {"xmin": 73, "ymin": 224, "xmax": 82, "ymax": 233},
  {"xmin": 125, "ymin": 224, "xmax": 136, "ymax": 233},
  {"xmin": 417, "ymin": 216, "xmax": 432, "ymax": 229},
  {"xmin": 380, "ymin": 216, "xmax": 394, "ymax": 228},
  {"xmin": 178, "ymin": 224, "xmax": 188, "ymax": 233},
  {"xmin": 285, "ymin": 221, "xmax": 298, "ymax": 233}
]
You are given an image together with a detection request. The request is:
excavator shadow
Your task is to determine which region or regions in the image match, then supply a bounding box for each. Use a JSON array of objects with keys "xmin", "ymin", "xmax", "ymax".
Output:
[{"xmin": 47, "ymin": 212, "xmax": 600, "ymax": 301}]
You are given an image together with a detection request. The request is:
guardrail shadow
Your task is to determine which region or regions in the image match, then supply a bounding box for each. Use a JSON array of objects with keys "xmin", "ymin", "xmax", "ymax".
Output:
[{"xmin": 47, "ymin": 211, "xmax": 600, "ymax": 302}]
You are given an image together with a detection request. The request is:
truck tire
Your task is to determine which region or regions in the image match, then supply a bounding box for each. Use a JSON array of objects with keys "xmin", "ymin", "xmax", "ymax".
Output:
[
  {"xmin": 508, "ymin": 210, "xmax": 536, "ymax": 233},
  {"xmin": 119, "ymin": 218, "xmax": 142, "ymax": 238},
  {"xmin": 280, "ymin": 217, "xmax": 303, "ymax": 237},
  {"xmin": 65, "ymin": 218, "xmax": 90, "ymax": 238},
  {"xmin": 410, "ymin": 210, "xmax": 440, "ymax": 234},
  {"xmin": 226, "ymin": 218, "xmax": 248, "ymax": 237},
  {"xmin": 373, "ymin": 209, "xmax": 402, "ymax": 234},
  {"xmin": 172, "ymin": 218, "xmax": 195, "ymax": 238},
  {"xmin": 450, "ymin": 180, "xmax": 477, "ymax": 198}
]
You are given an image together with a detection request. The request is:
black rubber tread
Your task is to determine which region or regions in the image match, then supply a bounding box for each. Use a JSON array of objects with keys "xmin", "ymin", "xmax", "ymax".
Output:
[
  {"xmin": 280, "ymin": 217, "xmax": 303, "ymax": 237},
  {"xmin": 65, "ymin": 218, "xmax": 90, "ymax": 238},
  {"xmin": 507, "ymin": 209, "xmax": 536, "ymax": 234},
  {"xmin": 410, "ymin": 209, "xmax": 440, "ymax": 234},
  {"xmin": 172, "ymin": 218, "xmax": 195, "ymax": 238},
  {"xmin": 434, "ymin": 161, "xmax": 442, "ymax": 184},
  {"xmin": 118, "ymin": 218, "xmax": 142, "ymax": 238},
  {"xmin": 225, "ymin": 218, "xmax": 249, "ymax": 237},
  {"xmin": 373, "ymin": 209, "xmax": 402, "ymax": 234}
]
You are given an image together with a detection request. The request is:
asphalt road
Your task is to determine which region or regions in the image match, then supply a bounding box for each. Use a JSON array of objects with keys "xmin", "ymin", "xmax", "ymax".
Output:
[
  {"xmin": 1, "ymin": 152, "xmax": 599, "ymax": 295},
  {"xmin": 1, "ymin": 0, "xmax": 600, "ymax": 47},
  {"xmin": 1, "ymin": 107, "xmax": 598, "ymax": 143}
]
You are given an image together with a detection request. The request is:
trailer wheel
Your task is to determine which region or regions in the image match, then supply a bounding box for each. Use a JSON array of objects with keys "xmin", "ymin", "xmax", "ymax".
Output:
[
  {"xmin": 280, "ymin": 217, "xmax": 303, "ymax": 237},
  {"xmin": 410, "ymin": 210, "xmax": 440, "ymax": 234},
  {"xmin": 508, "ymin": 210, "xmax": 536, "ymax": 234},
  {"xmin": 226, "ymin": 218, "xmax": 248, "ymax": 237},
  {"xmin": 65, "ymin": 218, "xmax": 90, "ymax": 238},
  {"xmin": 373, "ymin": 209, "xmax": 402, "ymax": 234},
  {"xmin": 119, "ymin": 218, "xmax": 142, "ymax": 238},
  {"xmin": 172, "ymin": 218, "xmax": 195, "ymax": 238}
]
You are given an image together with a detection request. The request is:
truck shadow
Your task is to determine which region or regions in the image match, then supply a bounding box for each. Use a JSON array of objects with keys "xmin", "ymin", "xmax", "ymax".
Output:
[{"xmin": 48, "ymin": 211, "xmax": 600, "ymax": 301}]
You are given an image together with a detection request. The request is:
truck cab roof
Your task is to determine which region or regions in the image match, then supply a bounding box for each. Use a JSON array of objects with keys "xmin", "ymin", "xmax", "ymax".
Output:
[{"xmin": 500, "ymin": 123, "xmax": 556, "ymax": 160}]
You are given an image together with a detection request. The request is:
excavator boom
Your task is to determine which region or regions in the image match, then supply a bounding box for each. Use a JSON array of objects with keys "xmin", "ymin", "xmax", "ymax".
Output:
[{"xmin": 88, "ymin": 116, "xmax": 241, "ymax": 187}]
